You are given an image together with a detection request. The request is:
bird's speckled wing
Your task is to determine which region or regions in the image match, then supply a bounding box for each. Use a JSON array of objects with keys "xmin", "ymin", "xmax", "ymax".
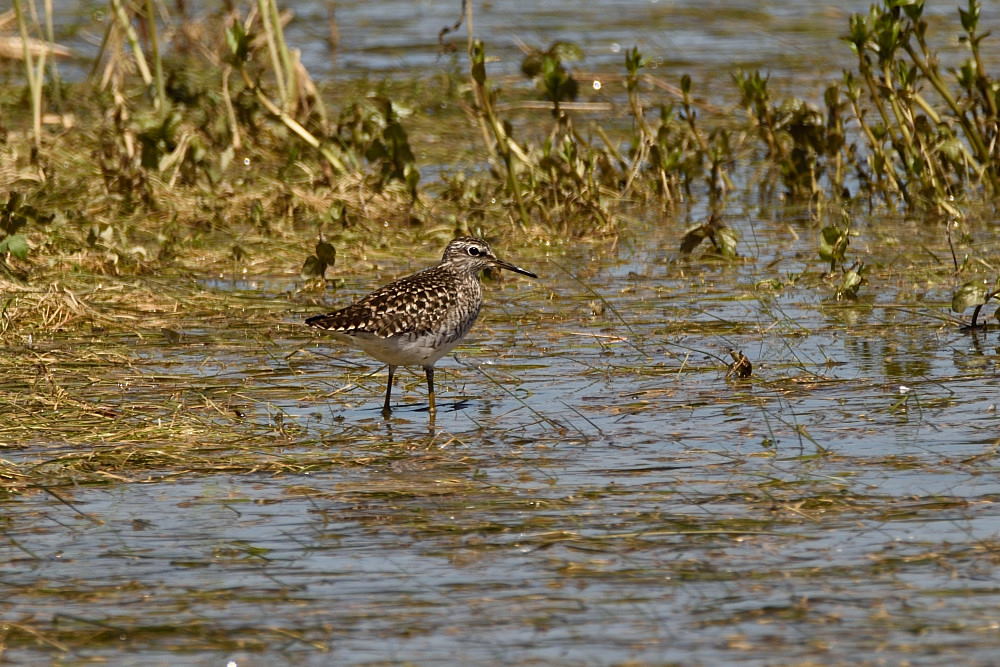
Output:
[{"xmin": 306, "ymin": 266, "xmax": 468, "ymax": 338}]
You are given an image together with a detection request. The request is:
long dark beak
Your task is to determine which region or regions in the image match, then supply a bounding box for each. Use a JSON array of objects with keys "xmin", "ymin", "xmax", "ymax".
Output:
[{"xmin": 493, "ymin": 257, "xmax": 538, "ymax": 279}]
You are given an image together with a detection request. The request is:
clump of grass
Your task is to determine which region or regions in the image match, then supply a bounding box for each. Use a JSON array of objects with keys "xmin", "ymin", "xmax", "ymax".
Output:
[{"xmin": 2, "ymin": 1, "xmax": 433, "ymax": 279}]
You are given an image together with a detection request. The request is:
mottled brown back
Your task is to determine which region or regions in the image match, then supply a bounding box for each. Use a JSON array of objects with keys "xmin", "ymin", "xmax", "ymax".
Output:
[{"xmin": 305, "ymin": 263, "xmax": 481, "ymax": 339}]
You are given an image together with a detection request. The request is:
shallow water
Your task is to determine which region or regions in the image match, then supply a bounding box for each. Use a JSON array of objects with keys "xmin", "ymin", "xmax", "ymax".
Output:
[
  {"xmin": 7, "ymin": 1, "xmax": 1000, "ymax": 664},
  {"xmin": 4, "ymin": 210, "xmax": 1000, "ymax": 663}
]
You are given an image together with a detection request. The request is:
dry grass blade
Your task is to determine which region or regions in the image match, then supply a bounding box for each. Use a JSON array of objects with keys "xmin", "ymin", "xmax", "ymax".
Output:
[{"xmin": 0, "ymin": 34, "xmax": 71, "ymax": 59}]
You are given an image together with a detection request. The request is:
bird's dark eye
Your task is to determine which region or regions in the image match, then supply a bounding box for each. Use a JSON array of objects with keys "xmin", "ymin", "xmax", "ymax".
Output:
[{"xmin": 468, "ymin": 246, "xmax": 481, "ymax": 256}]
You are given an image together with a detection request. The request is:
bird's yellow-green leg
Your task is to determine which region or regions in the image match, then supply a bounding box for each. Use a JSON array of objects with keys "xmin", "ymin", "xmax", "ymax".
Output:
[
  {"xmin": 382, "ymin": 365, "xmax": 396, "ymax": 415},
  {"xmin": 425, "ymin": 366, "xmax": 436, "ymax": 413}
]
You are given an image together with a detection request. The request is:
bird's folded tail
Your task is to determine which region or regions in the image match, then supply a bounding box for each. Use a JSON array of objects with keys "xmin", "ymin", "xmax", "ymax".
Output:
[{"xmin": 305, "ymin": 312, "xmax": 343, "ymax": 330}]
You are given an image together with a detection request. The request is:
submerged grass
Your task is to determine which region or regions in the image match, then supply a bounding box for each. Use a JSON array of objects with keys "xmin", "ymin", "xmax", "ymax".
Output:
[{"xmin": 2, "ymin": 1, "xmax": 1000, "ymax": 663}]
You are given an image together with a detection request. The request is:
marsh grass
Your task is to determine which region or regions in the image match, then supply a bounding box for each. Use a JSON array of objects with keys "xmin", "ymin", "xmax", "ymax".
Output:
[
  {"xmin": 0, "ymin": 1, "xmax": 997, "ymax": 347},
  {"xmin": 3, "ymin": 0, "xmax": 998, "ymax": 332}
]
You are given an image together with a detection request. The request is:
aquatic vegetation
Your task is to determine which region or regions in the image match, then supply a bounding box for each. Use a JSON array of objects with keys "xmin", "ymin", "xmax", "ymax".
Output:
[
  {"xmin": 2, "ymin": 4, "xmax": 1000, "ymax": 661},
  {"xmin": 2, "ymin": 0, "xmax": 1000, "ymax": 275},
  {"xmin": 952, "ymin": 277, "xmax": 1000, "ymax": 327},
  {"xmin": 845, "ymin": 1, "xmax": 1000, "ymax": 207}
]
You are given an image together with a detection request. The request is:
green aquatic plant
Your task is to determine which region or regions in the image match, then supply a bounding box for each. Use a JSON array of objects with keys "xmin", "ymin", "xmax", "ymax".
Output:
[
  {"xmin": 679, "ymin": 213, "xmax": 739, "ymax": 259},
  {"xmin": 951, "ymin": 278, "xmax": 1000, "ymax": 328},
  {"xmin": 734, "ymin": 70, "xmax": 848, "ymax": 203},
  {"xmin": 336, "ymin": 98, "xmax": 420, "ymax": 200},
  {"xmin": 842, "ymin": 0, "xmax": 1000, "ymax": 211},
  {"xmin": 819, "ymin": 222, "xmax": 850, "ymax": 272},
  {"xmin": 301, "ymin": 238, "xmax": 337, "ymax": 280},
  {"xmin": 465, "ymin": 38, "xmax": 614, "ymax": 232},
  {"xmin": 0, "ymin": 192, "xmax": 44, "ymax": 262},
  {"xmin": 834, "ymin": 261, "xmax": 867, "ymax": 300},
  {"xmin": 466, "ymin": 38, "xmax": 532, "ymax": 227},
  {"xmin": 520, "ymin": 41, "xmax": 582, "ymax": 118}
]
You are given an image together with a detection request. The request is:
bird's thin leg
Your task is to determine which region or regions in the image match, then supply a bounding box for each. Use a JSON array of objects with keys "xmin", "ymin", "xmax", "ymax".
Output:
[
  {"xmin": 382, "ymin": 365, "xmax": 396, "ymax": 415},
  {"xmin": 424, "ymin": 366, "xmax": 436, "ymax": 413}
]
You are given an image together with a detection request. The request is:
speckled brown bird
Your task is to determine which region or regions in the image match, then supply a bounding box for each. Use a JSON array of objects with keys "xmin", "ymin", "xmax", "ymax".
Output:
[{"xmin": 306, "ymin": 237, "xmax": 537, "ymax": 414}]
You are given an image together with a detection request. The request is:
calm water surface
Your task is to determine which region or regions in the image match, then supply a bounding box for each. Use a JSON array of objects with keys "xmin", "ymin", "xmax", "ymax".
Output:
[{"xmin": 6, "ymin": 212, "xmax": 1000, "ymax": 663}]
